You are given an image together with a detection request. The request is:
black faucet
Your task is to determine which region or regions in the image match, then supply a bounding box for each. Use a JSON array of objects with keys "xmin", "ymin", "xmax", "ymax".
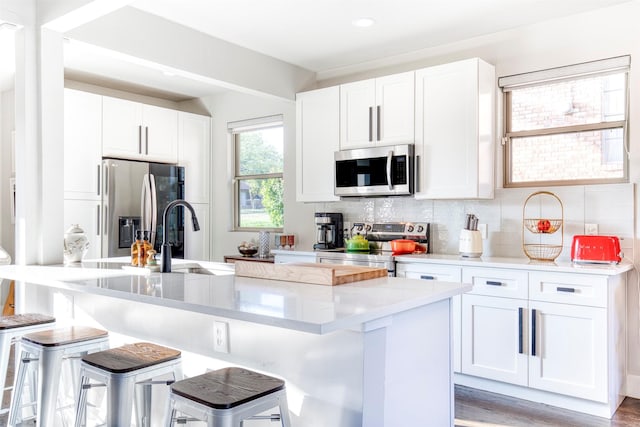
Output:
[{"xmin": 161, "ymin": 200, "xmax": 200, "ymax": 273}]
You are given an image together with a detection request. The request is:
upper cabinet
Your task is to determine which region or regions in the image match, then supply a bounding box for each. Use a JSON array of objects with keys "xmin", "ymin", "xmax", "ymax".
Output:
[
  {"xmin": 178, "ymin": 112, "xmax": 211, "ymax": 204},
  {"xmin": 102, "ymin": 96, "xmax": 178, "ymax": 163},
  {"xmin": 340, "ymin": 71, "xmax": 415, "ymax": 149},
  {"xmin": 296, "ymin": 86, "xmax": 340, "ymax": 202},
  {"xmin": 64, "ymin": 88, "xmax": 102, "ymax": 201},
  {"xmin": 414, "ymin": 58, "xmax": 495, "ymax": 199}
]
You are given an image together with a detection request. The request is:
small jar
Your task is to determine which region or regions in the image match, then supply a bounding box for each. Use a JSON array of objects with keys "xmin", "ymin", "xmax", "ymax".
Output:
[
  {"xmin": 258, "ymin": 231, "xmax": 270, "ymax": 258},
  {"xmin": 63, "ymin": 224, "xmax": 89, "ymax": 264}
]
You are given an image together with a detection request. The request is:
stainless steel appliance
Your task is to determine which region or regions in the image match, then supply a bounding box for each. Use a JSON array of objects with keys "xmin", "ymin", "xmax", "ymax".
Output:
[
  {"xmin": 313, "ymin": 213, "xmax": 344, "ymax": 250},
  {"xmin": 316, "ymin": 221, "xmax": 429, "ymax": 276},
  {"xmin": 102, "ymin": 158, "xmax": 185, "ymax": 258},
  {"xmin": 334, "ymin": 144, "xmax": 414, "ymax": 197}
]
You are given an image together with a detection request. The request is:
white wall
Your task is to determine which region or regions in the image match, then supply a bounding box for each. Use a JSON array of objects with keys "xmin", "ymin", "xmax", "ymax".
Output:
[
  {"xmin": 201, "ymin": 91, "xmax": 316, "ymax": 262},
  {"xmin": 310, "ymin": 1, "xmax": 640, "ymax": 395}
]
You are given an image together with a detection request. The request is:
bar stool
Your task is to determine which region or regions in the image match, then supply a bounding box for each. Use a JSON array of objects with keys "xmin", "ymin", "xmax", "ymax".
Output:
[
  {"xmin": 8, "ymin": 326, "xmax": 109, "ymax": 427},
  {"xmin": 165, "ymin": 367, "xmax": 291, "ymax": 427},
  {"xmin": 0, "ymin": 313, "xmax": 55, "ymax": 413},
  {"xmin": 74, "ymin": 342, "xmax": 182, "ymax": 427}
]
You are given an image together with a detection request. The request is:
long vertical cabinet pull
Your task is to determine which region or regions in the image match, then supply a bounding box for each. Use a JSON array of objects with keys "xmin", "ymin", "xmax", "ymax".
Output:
[
  {"xmin": 376, "ymin": 105, "xmax": 381, "ymax": 141},
  {"xmin": 415, "ymin": 155, "xmax": 420, "ymax": 193},
  {"xmin": 145, "ymin": 126, "xmax": 149, "ymax": 154},
  {"xmin": 138, "ymin": 125, "xmax": 142, "ymax": 154},
  {"xmin": 368, "ymin": 107, "xmax": 373, "ymax": 141},
  {"xmin": 96, "ymin": 204, "xmax": 100, "ymax": 236},
  {"xmin": 531, "ymin": 309, "xmax": 537, "ymax": 357},
  {"xmin": 518, "ymin": 307, "xmax": 524, "ymax": 354}
]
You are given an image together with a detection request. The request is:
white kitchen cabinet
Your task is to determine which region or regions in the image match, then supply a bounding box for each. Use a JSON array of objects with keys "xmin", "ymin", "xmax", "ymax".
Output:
[
  {"xmin": 461, "ymin": 294, "xmax": 528, "ymax": 385},
  {"xmin": 414, "ymin": 58, "xmax": 495, "ymax": 199},
  {"xmin": 529, "ymin": 300, "xmax": 607, "ymax": 402},
  {"xmin": 102, "ymin": 96, "xmax": 178, "ymax": 163},
  {"xmin": 340, "ymin": 71, "xmax": 414, "ymax": 149},
  {"xmin": 396, "ymin": 262, "xmax": 462, "ymax": 373},
  {"xmin": 179, "ymin": 112, "xmax": 211, "ymax": 204},
  {"xmin": 184, "ymin": 203, "xmax": 209, "ymax": 261},
  {"xmin": 273, "ymin": 251, "xmax": 317, "ymax": 264},
  {"xmin": 295, "ymin": 87, "xmax": 340, "ymax": 202},
  {"xmin": 63, "ymin": 199, "xmax": 101, "ymax": 260},
  {"xmin": 64, "ymin": 89, "xmax": 102, "ymax": 201}
]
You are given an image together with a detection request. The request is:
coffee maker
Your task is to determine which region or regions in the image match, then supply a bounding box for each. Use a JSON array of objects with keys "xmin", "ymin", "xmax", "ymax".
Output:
[{"xmin": 313, "ymin": 213, "xmax": 344, "ymax": 250}]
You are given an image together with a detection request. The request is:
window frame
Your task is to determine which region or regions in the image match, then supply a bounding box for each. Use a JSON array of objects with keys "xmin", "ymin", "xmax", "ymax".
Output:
[
  {"xmin": 229, "ymin": 116, "xmax": 284, "ymax": 232},
  {"xmin": 501, "ymin": 56, "xmax": 630, "ymax": 188}
]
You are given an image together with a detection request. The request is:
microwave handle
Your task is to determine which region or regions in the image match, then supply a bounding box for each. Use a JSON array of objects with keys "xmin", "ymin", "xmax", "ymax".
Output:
[{"xmin": 386, "ymin": 150, "xmax": 393, "ymax": 190}]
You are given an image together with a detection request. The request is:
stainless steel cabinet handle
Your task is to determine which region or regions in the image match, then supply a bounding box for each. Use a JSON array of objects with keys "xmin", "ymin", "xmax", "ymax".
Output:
[
  {"xmin": 557, "ymin": 287, "xmax": 576, "ymax": 293},
  {"xmin": 518, "ymin": 307, "xmax": 524, "ymax": 354},
  {"xmin": 386, "ymin": 150, "xmax": 393, "ymax": 190},
  {"xmin": 96, "ymin": 164, "xmax": 101, "ymax": 196},
  {"xmin": 368, "ymin": 107, "xmax": 373, "ymax": 142},
  {"xmin": 96, "ymin": 204, "xmax": 100, "ymax": 236},
  {"xmin": 145, "ymin": 126, "xmax": 149, "ymax": 155},
  {"xmin": 420, "ymin": 275, "xmax": 435, "ymax": 280},
  {"xmin": 376, "ymin": 105, "xmax": 381, "ymax": 141},
  {"xmin": 486, "ymin": 280, "xmax": 503, "ymax": 286},
  {"xmin": 103, "ymin": 205, "xmax": 108, "ymax": 237},
  {"xmin": 531, "ymin": 309, "xmax": 537, "ymax": 357},
  {"xmin": 138, "ymin": 125, "xmax": 142, "ymax": 154},
  {"xmin": 415, "ymin": 154, "xmax": 420, "ymax": 193}
]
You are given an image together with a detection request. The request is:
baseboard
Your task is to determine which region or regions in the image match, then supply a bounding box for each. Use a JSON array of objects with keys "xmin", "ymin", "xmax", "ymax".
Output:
[{"xmin": 626, "ymin": 374, "xmax": 640, "ymax": 399}]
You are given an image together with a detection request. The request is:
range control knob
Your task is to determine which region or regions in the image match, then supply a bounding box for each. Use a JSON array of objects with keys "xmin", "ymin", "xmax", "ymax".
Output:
[
  {"xmin": 365, "ymin": 224, "xmax": 372, "ymax": 232},
  {"xmin": 407, "ymin": 225, "xmax": 414, "ymax": 232},
  {"xmin": 416, "ymin": 225, "xmax": 424, "ymax": 233}
]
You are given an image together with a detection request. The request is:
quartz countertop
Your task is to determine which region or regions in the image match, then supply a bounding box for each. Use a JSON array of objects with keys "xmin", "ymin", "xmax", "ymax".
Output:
[{"xmin": 0, "ymin": 258, "xmax": 469, "ymax": 334}]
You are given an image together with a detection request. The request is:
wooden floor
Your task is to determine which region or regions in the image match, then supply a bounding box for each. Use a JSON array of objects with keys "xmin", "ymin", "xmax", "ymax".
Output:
[{"xmin": 455, "ymin": 385, "xmax": 640, "ymax": 427}]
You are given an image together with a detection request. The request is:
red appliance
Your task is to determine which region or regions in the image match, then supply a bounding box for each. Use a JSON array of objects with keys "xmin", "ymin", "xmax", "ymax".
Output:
[{"xmin": 571, "ymin": 235, "xmax": 622, "ymax": 264}]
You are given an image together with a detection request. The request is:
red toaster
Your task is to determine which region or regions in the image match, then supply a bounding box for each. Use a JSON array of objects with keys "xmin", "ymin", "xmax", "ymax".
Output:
[{"xmin": 571, "ymin": 235, "xmax": 622, "ymax": 264}]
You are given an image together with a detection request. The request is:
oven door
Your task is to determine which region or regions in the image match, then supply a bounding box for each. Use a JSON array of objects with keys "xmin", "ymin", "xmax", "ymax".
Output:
[
  {"xmin": 317, "ymin": 254, "xmax": 395, "ymax": 277},
  {"xmin": 334, "ymin": 144, "xmax": 414, "ymax": 197}
]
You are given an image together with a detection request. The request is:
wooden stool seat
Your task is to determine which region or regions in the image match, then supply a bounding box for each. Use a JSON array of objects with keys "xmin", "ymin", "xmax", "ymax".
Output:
[
  {"xmin": 172, "ymin": 367, "xmax": 286, "ymax": 410},
  {"xmin": 0, "ymin": 313, "xmax": 55, "ymax": 330},
  {"xmin": 81, "ymin": 342, "xmax": 181, "ymax": 373},
  {"xmin": 22, "ymin": 326, "xmax": 108, "ymax": 347}
]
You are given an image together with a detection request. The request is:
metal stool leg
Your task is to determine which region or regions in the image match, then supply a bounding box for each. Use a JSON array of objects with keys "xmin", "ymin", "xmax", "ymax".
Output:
[
  {"xmin": 38, "ymin": 348, "xmax": 64, "ymax": 427},
  {"xmin": 279, "ymin": 393, "xmax": 292, "ymax": 427},
  {"xmin": 73, "ymin": 372, "xmax": 90, "ymax": 427},
  {"xmin": 134, "ymin": 381, "xmax": 153, "ymax": 427},
  {"xmin": 8, "ymin": 348, "xmax": 32, "ymax": 425},
  {"xmin": 0, "ymin": 334, "xmax": 12, "ymax": 405},
  {"xmin": 106, "ymin": 375, "xmax": 135, "ymax": 427}
]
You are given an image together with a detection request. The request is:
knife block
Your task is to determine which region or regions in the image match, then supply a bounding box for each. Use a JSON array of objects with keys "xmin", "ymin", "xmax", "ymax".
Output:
[{"xmin": 459, "ymin": 229, "xmax": 483, "ymax": 258}]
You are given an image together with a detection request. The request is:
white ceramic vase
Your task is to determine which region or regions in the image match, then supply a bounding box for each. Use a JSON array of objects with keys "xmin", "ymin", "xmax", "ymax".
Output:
[{"xmin": 63, "ymin": 224, "xmax": 90, "ymax": 263}]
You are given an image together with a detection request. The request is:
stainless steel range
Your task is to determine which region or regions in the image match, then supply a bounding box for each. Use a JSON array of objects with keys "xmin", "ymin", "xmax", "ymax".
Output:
[{"xmin": 316, "ymin": 222, "xmax": 430, "ymax": 276}]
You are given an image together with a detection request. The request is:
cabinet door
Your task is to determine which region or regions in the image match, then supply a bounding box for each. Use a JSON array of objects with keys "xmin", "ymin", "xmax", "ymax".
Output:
[
  {"xmin": 375, "ymin": 71, "xmax": 414, "ymax": 145},
  {"xmin": 63, "ymin": 199, "xmax": 101, "ymax": 260},
  {"xmin": 179, "ymin": 112, "xmax": 211, "ymax": 204},
  {"xmin": 340, "ymin": 79, "xmax": 376, "ymax": 149},
  {"xmin": 415, "ymin": 58, "xmax": 495, "ymax": 199},
  {"xmin": 64, "ymin": 89, "xmax": 102, "ymax": 200},
  {"xmin": 142, "ymin": 104, "xmax": 178, "ymax": 163},
  {"xmin": 296, "ymin": 87, "xmax": 340, "ymax": 202},
  {"xmin": 184, "ymin": 203, "xmax": 209, "ymax": 261},
  {"xmin": 461, "ymin": 294, "xmax": 528, "ymax": 385},
  {"xmin": 102, "ymin": 96, "xmax": 143, "ymax": 159},
  {"xmin": 529, "ymin": 301, "xmax": 607, "ymax": 402}
]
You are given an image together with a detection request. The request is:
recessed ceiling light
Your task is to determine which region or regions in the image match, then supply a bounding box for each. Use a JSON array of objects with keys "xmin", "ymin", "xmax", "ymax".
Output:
[{"xmin": 352, "ymin": 17, "xmax": 375, "ymax": 28}]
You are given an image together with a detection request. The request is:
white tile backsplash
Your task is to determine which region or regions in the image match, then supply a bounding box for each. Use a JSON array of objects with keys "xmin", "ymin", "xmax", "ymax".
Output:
[{"xmin": 317, "ymin": 183, "xmax": 635, "ymax": 261}]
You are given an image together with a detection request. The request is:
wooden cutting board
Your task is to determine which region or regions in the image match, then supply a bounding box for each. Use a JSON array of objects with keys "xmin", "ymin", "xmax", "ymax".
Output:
[{"xmin": 234, "ymin": 261, "xmax": 388, "ymax": 286}]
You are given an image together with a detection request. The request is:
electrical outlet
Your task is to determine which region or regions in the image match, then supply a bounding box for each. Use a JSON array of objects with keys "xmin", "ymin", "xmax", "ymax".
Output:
[
  {"xmin": 585, "ymin": 223, "xmax": 599, "ymax": 235},
  {"xmin": 213, "ymin": 321, "xmax": 229, "ymax": 353},
  {"xmin": 478, "ymin": 223, "xmax": 488, "ymax": 240}
]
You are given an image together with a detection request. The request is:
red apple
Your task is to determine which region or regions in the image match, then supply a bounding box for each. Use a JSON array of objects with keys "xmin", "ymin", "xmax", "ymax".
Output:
[{"xmin": 537, "ymin": 219, "xmax": 551, "ymax": 232}]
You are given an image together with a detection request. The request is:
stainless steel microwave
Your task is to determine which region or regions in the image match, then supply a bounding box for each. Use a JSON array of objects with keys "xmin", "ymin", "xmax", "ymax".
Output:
[{"xmin": 334, "ymin": 144, "xmax": 414, "ymax": 197}]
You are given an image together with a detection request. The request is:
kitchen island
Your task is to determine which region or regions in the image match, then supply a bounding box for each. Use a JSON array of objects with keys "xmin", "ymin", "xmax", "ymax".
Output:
[{"xmin": 0, "ymin": 260, "xmax": 470, "ymax": 427}]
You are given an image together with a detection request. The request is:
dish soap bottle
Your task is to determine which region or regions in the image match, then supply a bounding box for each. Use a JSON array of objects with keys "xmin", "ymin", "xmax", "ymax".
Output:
[
  {"xmin": 131, "ymin": 230, "xmax": 142, "ymax": 266},
  {"xmin": 139, "ymin": 230, "xmax": 153, "ymax": 267},
  {"xmin": 145, "ymin": 249, "xmax": 160, "ymax": 272}
]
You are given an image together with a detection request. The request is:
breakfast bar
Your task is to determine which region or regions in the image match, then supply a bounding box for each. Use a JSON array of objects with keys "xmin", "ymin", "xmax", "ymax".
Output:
[{"xmin": 0, "ymin": 260, "xmax": 470, "ymax": 427}]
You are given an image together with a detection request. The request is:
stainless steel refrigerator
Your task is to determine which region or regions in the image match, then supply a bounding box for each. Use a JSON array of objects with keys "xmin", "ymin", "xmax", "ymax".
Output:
[{"xmin": 102, "ymin": 158, "xmax": 185, "ymax": 258}]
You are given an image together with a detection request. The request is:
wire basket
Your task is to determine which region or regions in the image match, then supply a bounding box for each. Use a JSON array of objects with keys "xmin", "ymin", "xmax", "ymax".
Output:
[
  {"xmin": 523, "ymin": 218, "xmax": 563, "ymax": 234},
  {"xmin": 523, "ymin": 244, "xmax": 563, "ymax": 262}
]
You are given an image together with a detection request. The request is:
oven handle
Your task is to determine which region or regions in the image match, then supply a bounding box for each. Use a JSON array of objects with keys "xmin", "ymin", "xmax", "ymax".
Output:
[{"xmin": 386, "ymin": 150, "xmax": 393, "ymax": 190}]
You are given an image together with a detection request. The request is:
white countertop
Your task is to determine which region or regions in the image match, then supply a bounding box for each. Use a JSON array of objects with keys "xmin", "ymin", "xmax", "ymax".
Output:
[{"xmin": 0, "ymin": 259, "xmax": 470, "ymax": 335}]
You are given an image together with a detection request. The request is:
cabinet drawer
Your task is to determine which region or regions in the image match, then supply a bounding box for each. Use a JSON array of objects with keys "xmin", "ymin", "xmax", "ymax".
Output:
[
  {"xmin": 397, "ymin": 263, "xmax": 462, "ymax": 282},
  {"xmin": 529, "ymin": 272, "xmax": 608, "ymax": 308},
  {"xmin": 463, "ymin": 267, "xmax": 528, "ymax": 299}
]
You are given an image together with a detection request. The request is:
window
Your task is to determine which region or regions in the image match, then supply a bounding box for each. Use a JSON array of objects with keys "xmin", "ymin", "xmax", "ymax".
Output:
[
  {"xmin": 500, "ymin": 56, "xmax": 629, "ymax": 187},
  {"xmin": 229, "ymin": 115, "xmax": 284, "ymax": 231}
]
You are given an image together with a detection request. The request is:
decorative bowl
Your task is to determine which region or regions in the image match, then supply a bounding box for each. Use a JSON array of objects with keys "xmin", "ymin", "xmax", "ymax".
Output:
[{"xmin": 238, "ymin": 246, "xmax": 258, "ymax": 257}]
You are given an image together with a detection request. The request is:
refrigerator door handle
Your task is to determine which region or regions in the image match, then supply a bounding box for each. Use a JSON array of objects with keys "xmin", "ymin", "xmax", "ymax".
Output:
[
  {"xmin": 149, "ymin": 173, "xmax": 157, "ymax": 248},
  {"xmin": 141, "ymin": 174, "xmax": 151, "ymax": 236}
]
